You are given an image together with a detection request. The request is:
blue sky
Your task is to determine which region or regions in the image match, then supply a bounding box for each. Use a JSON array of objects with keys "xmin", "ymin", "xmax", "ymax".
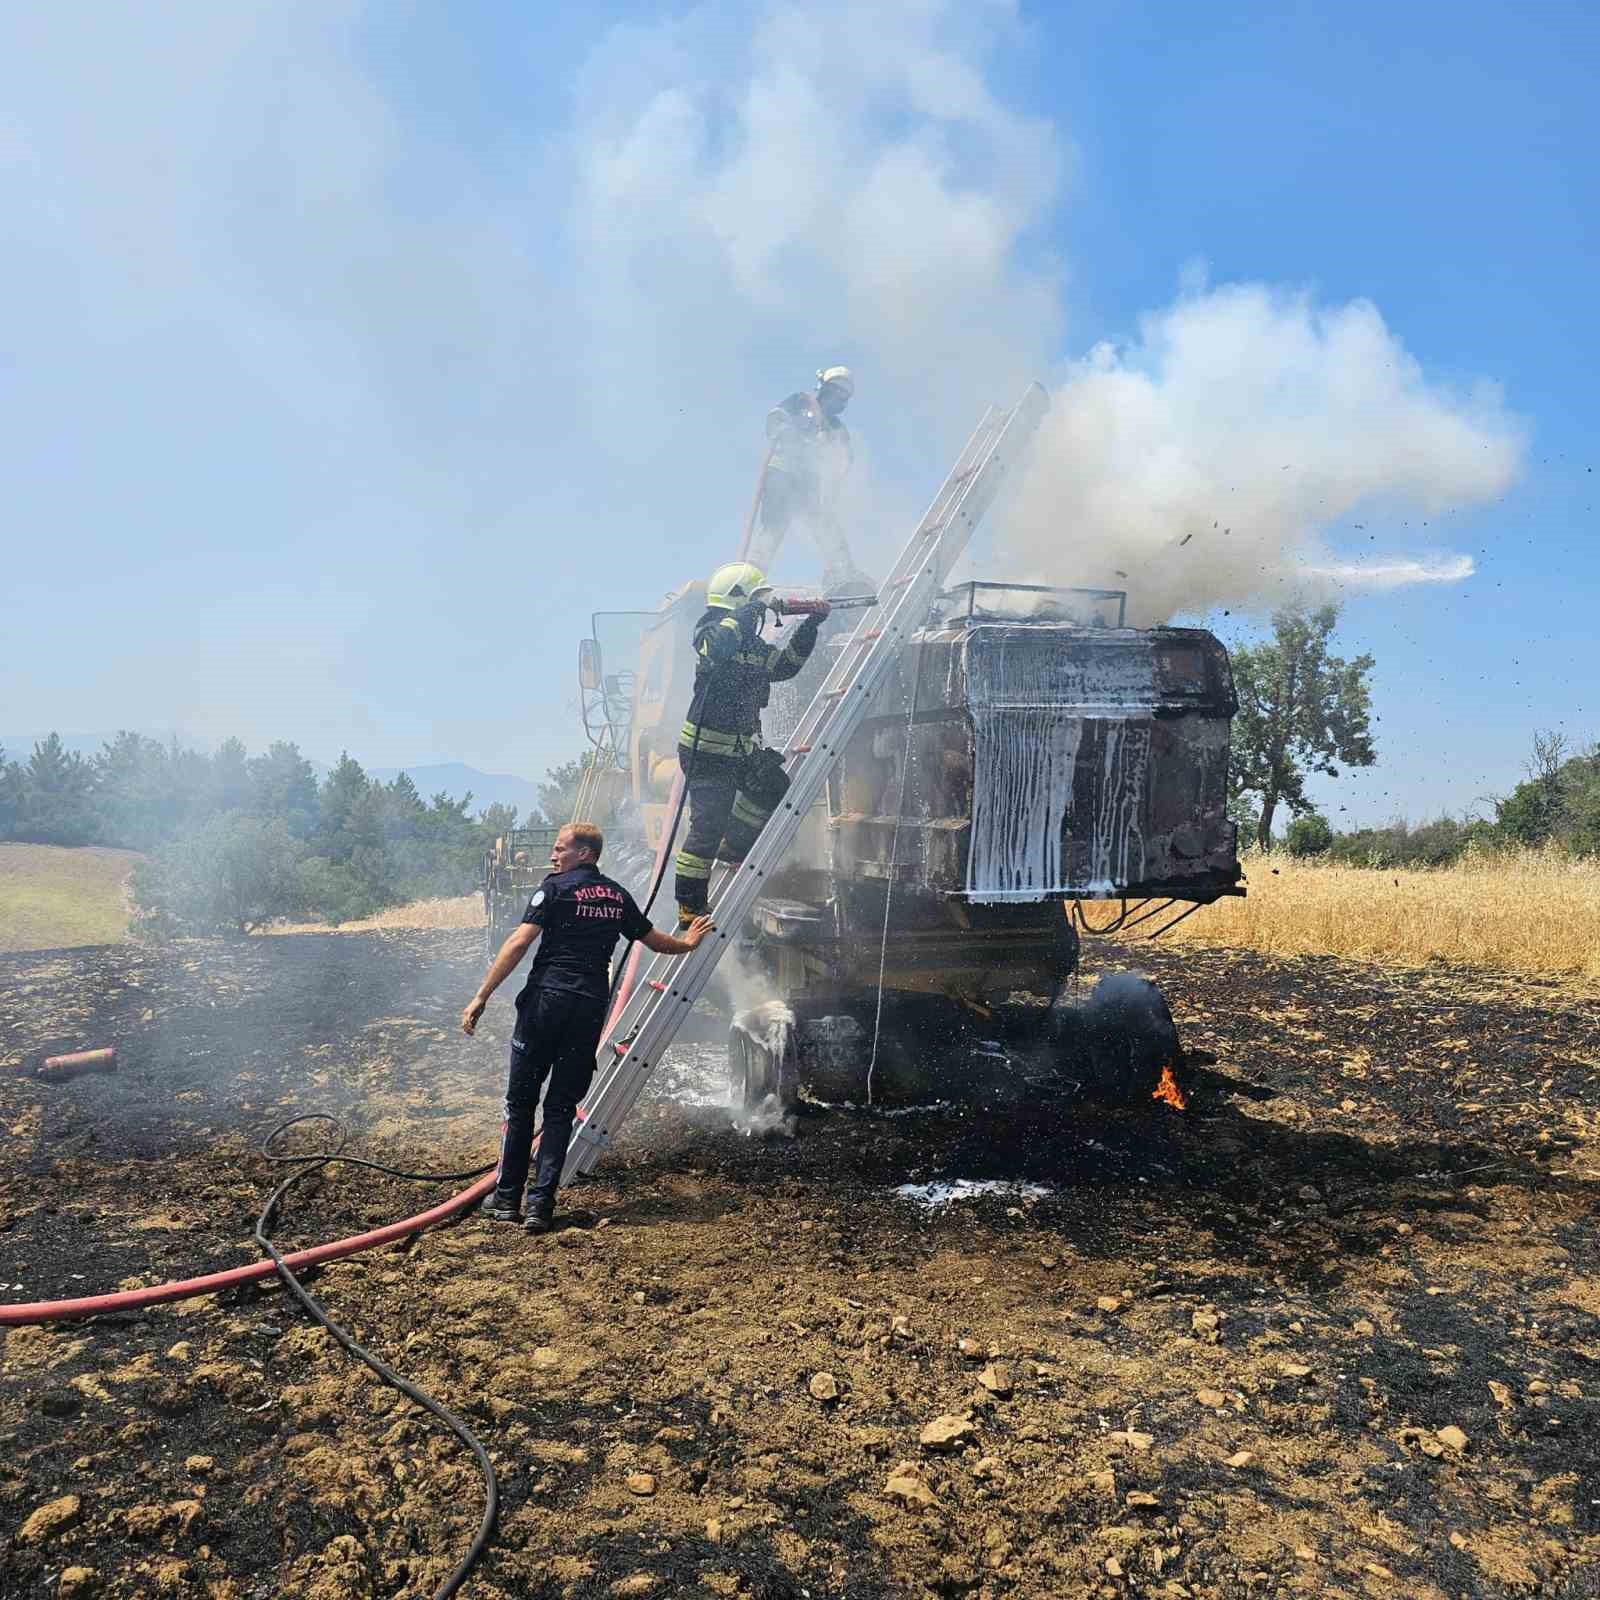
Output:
[{"xmin": 2, "ymin": 1, "xmax": 1593, "ymax": 826}]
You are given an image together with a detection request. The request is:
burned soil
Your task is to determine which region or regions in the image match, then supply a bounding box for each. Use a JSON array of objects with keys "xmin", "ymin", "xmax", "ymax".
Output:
[{"xmin": 3, "ymin": 930, "xmax": 1599, "ymax": 1599}]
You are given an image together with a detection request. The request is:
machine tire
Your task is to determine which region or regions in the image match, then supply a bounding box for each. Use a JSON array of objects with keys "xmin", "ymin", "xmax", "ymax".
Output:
[
  {"xmin": 1075, "ymin": 973, "xmax": 1183, "ymax": 1106},
  {"xmin": 728, "ymin": 1003, "xmax": 798, "ymax": 1115}
]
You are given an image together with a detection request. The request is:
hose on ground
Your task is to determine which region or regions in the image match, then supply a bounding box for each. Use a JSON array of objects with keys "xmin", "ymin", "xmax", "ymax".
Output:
[{"xmin": 256, "ymin": 1114, "xmax": 498, "ymax": 1600}]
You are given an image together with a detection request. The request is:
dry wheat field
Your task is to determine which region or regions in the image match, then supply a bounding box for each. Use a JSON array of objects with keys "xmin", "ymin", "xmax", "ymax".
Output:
[{"xmin": 1157, "ymin": 847, "xmax": 1600, "ymax": 984}]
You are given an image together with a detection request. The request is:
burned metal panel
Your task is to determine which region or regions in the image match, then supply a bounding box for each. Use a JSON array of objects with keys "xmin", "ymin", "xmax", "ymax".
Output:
[
  {"xmin": 960, "ymin": 625, "xmax": 1238, "ymax": 902},
  {"xmin": 830, "ymin": 618, "xmax": 1240, "ymax": 910}
]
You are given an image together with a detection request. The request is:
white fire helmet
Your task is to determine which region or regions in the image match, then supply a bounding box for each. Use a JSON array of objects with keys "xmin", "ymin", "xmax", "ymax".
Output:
[{"xmin": 816, "ymin": 365, "xmax": 854, "ymax": 399}]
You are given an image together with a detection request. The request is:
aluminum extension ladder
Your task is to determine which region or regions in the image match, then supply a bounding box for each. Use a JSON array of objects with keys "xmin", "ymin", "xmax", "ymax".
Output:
[{"xmin": 563, "ymin": 381, "xmax": 1051, "ymax": 1182}]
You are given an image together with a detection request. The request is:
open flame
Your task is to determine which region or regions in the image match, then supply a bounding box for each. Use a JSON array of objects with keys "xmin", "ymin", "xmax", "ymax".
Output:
[{"xmin": 1152, "ymin": 1062, "xmax": 1187, "ymax": 1112}]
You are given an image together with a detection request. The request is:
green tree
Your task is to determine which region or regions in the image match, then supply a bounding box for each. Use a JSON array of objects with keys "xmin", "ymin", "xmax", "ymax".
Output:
[
  {"xmin": 537, "ymin": 755, "xmax": 590, "ymax": 826},
  {"xmin": 93, "ymin": 731, "xmax": 169, "ymax": 849},
  {"xmin": 1284, "ymin": 812, "xmax": 1333, "ymax": 857},
  {"xmin": 17, "ymin": 733, "xmax": 98, "ymax": 846},
  {"xmin": 478, "ymin": 800, "xmax": 520, "ymax": 839},
  {"xmin": 318, "ymin": 753, "xmax": 374, "ymax": 853},
  {"xmin": 209, "ymin": 737, "xmax": 252, "ymax": 814},
  {"xmin": 1493, "ymin": 732, "xmax": 1600, "ymax": 856},
  {"xmin": 248, "ymin": 742, "xmax": 319, "ymax": 837},
  {"xmin": 1495, "ymin": 731, "xmax": 1571, "ymax": 847},
  {"xmin": 1229, "ymin": 605, "xmax": 1376, "ymax": 848},
  {"xmin": 0, "ymin": 746, "xmax": 21, "ymax": 838},
  {"xmin": 131, "ymin": 812, "xmax": 306, "ymax": 936}
]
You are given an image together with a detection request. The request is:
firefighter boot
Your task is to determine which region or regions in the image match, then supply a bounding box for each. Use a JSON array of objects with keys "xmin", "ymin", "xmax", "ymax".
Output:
[{"xmin": 479, "ymin": 1189, "xmax": 523, "ymax": 1223}]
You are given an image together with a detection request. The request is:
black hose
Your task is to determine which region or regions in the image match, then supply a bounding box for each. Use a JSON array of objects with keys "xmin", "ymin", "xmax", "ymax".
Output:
[
  {"xmin": 639, "ymin": 716, "xmax": 701, "ymax": 922},
  {"xmin": 255, "ymin": 1114, "xmax": 499, "ymax": 1599},
  {"xmin": 1072, "ymin": 897, "xmax": 1131, "ymax": 935}
]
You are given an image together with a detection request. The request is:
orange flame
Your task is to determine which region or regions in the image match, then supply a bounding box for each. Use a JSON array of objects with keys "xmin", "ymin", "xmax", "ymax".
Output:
[{"xmin": 1152, "ymin": 1062, "xmax": 1187, "ymax": 1112}]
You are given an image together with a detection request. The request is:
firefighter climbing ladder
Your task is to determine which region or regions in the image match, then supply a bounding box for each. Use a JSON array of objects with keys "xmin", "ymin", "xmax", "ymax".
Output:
[{"xmin": 564, "ymin": 381, "xmax": 1051, "ymax": 1182}]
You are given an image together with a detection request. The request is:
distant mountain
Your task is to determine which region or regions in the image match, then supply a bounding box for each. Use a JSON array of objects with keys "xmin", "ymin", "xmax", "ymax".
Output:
[{"xmin": 367, "ymin": 763, "xmax": 542, "ymax": 817}]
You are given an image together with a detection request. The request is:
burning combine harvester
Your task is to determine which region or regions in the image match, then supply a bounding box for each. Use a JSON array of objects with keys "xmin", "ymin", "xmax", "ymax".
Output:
[{"xmin": 549, "ymin": 571, "xmax": 1243, "ymax": 1119}]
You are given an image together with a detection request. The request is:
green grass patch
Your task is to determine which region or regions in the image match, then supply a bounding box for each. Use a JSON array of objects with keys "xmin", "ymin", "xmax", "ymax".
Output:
[{"xmin": 0, "ymin": 843, "xmax": 142, "ymax": 953}]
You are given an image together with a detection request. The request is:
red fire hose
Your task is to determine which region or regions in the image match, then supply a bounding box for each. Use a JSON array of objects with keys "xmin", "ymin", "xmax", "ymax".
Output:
[
  {"xmin": 7, "ymin": 807, "xmax": 683, "ymax": 1332},
  {"xmin": 738, "ymin": 445, "xmax": 775, "ymax": 562},
  {"xmin": 604, "ymin": 771, "xmax": 686, "ymax": 1031},
  {"xmin": 0, "ymin": 1170, "xmax": 499, "ymax": 1326}
]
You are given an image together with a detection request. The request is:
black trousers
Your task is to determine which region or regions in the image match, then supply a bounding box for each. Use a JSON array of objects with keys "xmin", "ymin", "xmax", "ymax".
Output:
[
  {"xmin": 494, "ymin": 985, "xmax": 608, "ymax": 1210},
  {"xmin": 673, "ymin": 746, "xmax": 790, "ymax": 912}
]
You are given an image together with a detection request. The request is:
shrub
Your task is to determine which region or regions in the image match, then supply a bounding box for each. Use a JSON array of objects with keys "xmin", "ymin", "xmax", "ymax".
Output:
[
  {"xmin": 1284, "ymin": 813, "xmax": 1333, "ymax": 857},
  {"xmin": 131, "ymin": 812, "xmax": 306, "ymax": 936}
]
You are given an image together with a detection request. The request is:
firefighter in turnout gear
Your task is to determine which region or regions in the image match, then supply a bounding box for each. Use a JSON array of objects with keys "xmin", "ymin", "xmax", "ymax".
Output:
[
  {"xmin": 748, "ymin": 365, "xmax": 862, "ymax": 587},
  {"xmin": 674, "ymin": 562, "xmax": 829, "ymax": 925}
]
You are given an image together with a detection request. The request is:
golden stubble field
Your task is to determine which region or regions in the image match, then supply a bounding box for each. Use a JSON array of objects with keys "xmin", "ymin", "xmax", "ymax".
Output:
[
  {"xmin": 1158, "ymin": 847, "xmax": 1600, "ymax": 985},
  {"xmin": 0, "ymin": 843, "xmax": 141, "ymax": 955},
  {"xmin": 14, "ymin": 836, "xmax": 1600, "ymax": 986},
  {"xmin": 266, "ymin": 850, "xmax": 1600, "ymax": 987}
]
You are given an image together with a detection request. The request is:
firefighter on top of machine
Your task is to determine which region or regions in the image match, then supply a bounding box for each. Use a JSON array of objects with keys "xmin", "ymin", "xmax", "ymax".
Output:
[
  {"xmin": 674, "ymin": 562, "xmax": 830, "ymax": 926},
  {"xmin": 748, "ymin": 365, "xmax": 867, "ymax": 591}
]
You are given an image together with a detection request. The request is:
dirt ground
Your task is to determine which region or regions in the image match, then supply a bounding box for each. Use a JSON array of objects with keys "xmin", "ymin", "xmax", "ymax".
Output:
[{"xmin": 3, "ymin": 929, "xmax": 1599, "ymax": 1599}]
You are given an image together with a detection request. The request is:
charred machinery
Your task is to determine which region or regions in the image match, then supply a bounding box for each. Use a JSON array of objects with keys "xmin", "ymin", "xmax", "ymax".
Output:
[
  {"xmin": 482, "ymin": 825, "xmax": 561, "ymax": 956},
  {"xmin": 541, "ymin": 572, "xmax": 1243, "ymax": 1113}
]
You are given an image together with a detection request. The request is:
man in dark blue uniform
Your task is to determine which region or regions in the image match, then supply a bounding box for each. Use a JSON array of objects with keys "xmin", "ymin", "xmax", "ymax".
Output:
[{"xmin": 462, "ymin": 821, "xmax": 712, "ymax": 1232}]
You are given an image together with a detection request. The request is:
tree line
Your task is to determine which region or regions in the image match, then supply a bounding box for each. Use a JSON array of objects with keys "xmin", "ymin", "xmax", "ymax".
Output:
[
  {"xmin": 0, "ymin": 733, "xmax": 549, "ymax": 933},
  {"xmin": 1227, "ymin": 606, "xmax": 1598, "ymax": 866},
  {"xmin": 8, "ymin": 604, "xmax": 1587, "ymax": 932}
]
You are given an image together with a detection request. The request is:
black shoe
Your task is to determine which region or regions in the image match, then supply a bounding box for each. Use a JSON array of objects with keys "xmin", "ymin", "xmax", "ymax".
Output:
[
  {"xmin": 480, "ymin": 1191, "xmax": 523, "ymax": 1223},
  {"xmin": 524, "ymin": 1201, "xmax": 555, "ymax": 1235}
]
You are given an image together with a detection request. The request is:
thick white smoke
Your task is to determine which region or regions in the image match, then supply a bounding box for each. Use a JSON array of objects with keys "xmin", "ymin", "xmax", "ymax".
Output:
[
  {"xmin": 1000, "ymin": 282, "xmax": 1523, "ymax": 623},
  {"xmin": 569, "ymin": 9, "xmax": 1522, "ymax": 617},
  {"xmin": 564, "ymin": 0, "xmax": 1064, "ymax": 575}
]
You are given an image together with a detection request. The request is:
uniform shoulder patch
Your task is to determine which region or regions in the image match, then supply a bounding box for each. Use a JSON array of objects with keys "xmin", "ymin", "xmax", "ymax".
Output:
[{"xmin": 529, "ymin": 889, "xmax": 545, "ymax": 909}]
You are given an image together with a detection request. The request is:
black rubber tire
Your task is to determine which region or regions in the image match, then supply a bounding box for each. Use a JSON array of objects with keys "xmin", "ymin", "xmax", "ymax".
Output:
[
  {"xmin": 1076, "ymin": 973, "xmax": 1183, "ymax": 1106},
  {"xmin": 728, "ymin": 1008, "xmax": 797, "ymax": 1113}
]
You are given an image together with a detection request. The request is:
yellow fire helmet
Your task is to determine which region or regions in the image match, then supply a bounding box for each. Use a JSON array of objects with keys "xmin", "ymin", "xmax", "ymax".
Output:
[
  {"xmin": 816, "ymin": 365, "xmax": 854, "ymax": 398},
  {"xmin": 706, "ymin": 562, "xmax": 773, "ymax": 611}
]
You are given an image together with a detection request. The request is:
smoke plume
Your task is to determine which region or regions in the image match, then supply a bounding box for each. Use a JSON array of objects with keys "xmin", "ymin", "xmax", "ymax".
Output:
[
  {"xmin": 1000, "ymin": 282, "xmax": 1523, "ymax": 623},
  {"xmin": 2, "ymin": 2, "xmax": 1526, "ymax": 769}
]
